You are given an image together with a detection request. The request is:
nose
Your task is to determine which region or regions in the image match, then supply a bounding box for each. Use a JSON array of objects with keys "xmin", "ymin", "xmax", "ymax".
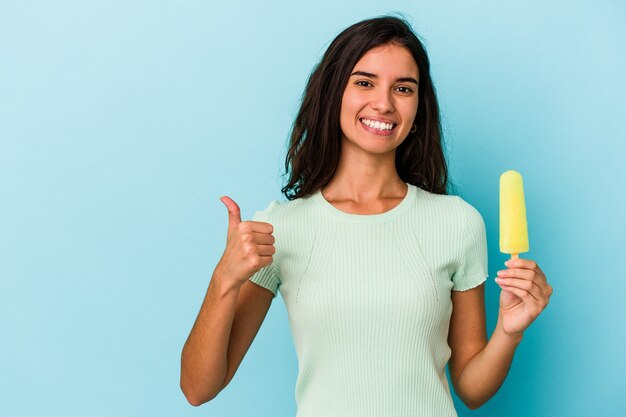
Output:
[{"xmin": 370, "ymin": 89, "xmax": 395, "ymax": 113}]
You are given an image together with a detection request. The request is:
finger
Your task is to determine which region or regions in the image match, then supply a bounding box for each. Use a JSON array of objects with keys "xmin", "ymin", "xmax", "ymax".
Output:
[
  {"xmin": 247, "ymin": 221, "xmax": 274, "ymax": 235},
  {"xmin": 507, "ymin": 258, "xmax": 547, "ymax": 280},
  {"xmin": 252, "ymin": 231, "xmax": 275, "ymax": 245},
  {"xmin": 499, "ymin": 267, "xmax": 534, "ymax": 279},
  {"xmin": 499, "ymin": 267, "xmax": 546, "ymax": 287},
  {"xmin": 506, "ymin": 258, "xmax": 540, "ymax": 272},
  {"xmin": 256, "ymin": 243, "xmax": 276, "ymax": 257},
  {"xmin": 498, "ymin": 282, "xmax": 549, "ymax": 315},
  {"xmin": 500, "ymin": 285, "xmax": 541, "ymax": 315},
  {"xmin": 495, "ymin": 277, "xmax": 543, "ymax": 303},
  {"xmin": 220, "ymin": 196, "xmax": 242, "ymax": 233}
]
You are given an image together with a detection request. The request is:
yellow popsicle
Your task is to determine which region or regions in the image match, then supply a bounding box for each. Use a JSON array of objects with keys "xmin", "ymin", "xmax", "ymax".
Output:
[{"xmin": 500, "ymin": 170, "xmax": 529, "ymax": 259}]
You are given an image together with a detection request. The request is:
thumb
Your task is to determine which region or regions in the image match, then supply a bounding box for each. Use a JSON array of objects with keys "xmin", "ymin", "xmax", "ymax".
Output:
[{"xmin": 219, "ymin": 195, "xmax": 242, "ymax": 233}]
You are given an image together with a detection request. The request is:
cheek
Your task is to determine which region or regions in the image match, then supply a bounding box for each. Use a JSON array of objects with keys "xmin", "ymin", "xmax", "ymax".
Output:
[
  {"xmin": 341, "ymin": 90, "xmax": 363, "ymax": 111},
  {"xmin": 403, "ymin": 100, "xmax": 419, "ymax": 122},
  {"xmin": 339, "ymin": 99, "xmax": 359, "ymax": 126}
]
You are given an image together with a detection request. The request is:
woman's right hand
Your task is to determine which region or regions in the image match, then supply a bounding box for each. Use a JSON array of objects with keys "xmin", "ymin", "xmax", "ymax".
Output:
[{"xmin": 215, "ymin": 196, "xmax": 276, "ymax": 288}]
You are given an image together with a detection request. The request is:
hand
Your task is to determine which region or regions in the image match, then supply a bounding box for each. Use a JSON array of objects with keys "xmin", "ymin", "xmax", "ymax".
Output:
[
  {"xmin": 494, "ymin": 258, "xmax": 553, "ymax": 338},
  {"xmin": 215, "ymin": 196, "xmax": 276, "ymax": 287}
]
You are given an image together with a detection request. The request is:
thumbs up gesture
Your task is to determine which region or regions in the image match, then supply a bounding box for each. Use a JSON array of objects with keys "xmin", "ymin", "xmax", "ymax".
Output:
[{"xmin": 215, "ymin": 196, "xmax": 276, "ymax": 288}]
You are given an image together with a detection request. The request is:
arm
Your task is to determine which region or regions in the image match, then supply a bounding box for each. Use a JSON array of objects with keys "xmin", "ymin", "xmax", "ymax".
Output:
[
  {"xmin": 448, "ymin": 259, "xmax": 552, "ymax": 409},
  {"xmin": 447, "ymin": 283, "xmax": 522, "ymax": 409},
  {"xmin": 180, "ymin": 273, "xmax": 273, "ymax": 406},
  {"xmin": 181, "ymin": 195, "xmax": 278, "ymax": 406}
]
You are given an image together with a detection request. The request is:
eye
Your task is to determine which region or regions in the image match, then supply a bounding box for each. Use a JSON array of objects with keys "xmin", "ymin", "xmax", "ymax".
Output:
[
  {"xmin": 355, "ymin": 80, "xmax": 372, "ymax": 87},
  {"xmin": 396, "ymin": 86, "xmax": 413, "ymax": 94}
]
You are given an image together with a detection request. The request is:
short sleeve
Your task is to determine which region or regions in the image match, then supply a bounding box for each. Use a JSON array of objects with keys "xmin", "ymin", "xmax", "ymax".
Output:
[
  {"xmin": 248, "ymin": 200, "xmax": 281, "ymax": 298},
  {"xmin": 451, "ymin": 201, "xmax": 489, "ymax": 291}
]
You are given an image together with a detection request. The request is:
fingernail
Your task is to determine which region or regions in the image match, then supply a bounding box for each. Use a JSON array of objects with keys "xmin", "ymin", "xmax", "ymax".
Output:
[{"xmin": 505, "ymin": 260, "xmax": 512, "ymax": 267}]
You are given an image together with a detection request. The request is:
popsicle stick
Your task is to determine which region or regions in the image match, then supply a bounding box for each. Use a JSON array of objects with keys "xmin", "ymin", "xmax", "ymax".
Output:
[{"xmin": 511, "ymin": 253, "xmax": 519, "ymax": 260}]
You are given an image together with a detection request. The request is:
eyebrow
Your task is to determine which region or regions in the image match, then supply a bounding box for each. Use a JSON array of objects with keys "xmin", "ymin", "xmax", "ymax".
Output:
[{"xmin": 350, "ymin": 70, "xmax": 419, "ymax": 85}]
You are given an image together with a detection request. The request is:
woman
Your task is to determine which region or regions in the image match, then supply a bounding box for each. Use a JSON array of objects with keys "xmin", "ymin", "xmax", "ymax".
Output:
[{"xmin": 181, "ymin": 14, "xmax": 553, "ymax": 416}]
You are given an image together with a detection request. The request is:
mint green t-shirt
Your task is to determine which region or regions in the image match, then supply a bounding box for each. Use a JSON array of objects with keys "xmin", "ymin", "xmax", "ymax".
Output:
[{"xmin": 249, "ymin": 182, "xmax": 489, "ymax": 417}]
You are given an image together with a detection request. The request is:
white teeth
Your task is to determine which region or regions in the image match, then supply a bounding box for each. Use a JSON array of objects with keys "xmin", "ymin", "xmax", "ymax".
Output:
[{"xmin": 361, "ymin": 118, "xmax": 394, "ymax": 131}]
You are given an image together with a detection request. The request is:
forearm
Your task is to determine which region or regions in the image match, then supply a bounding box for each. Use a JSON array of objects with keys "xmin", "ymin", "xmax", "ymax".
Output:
[
  {"xmin": 455, "ymin": 314, "xmax": 523, "ymax": 409},
  {"xmin": 180, "ymin": 270, "xmax": 241, "ymax": 405}
]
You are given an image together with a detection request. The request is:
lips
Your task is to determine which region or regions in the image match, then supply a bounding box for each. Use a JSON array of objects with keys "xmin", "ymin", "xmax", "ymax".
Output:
[
  {"xmin": 359, "ymin": 118, "xmax": 396, "ymax": 136},
  {"xmin": 359, "ymin": 116, "xmax": 397, "ymax": 125}
]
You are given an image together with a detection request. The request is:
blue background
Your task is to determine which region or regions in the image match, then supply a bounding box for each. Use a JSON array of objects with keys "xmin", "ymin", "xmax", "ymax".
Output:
[{"xmin": 1, "ymin": 1, "xmax": 624, "ymax": 416}]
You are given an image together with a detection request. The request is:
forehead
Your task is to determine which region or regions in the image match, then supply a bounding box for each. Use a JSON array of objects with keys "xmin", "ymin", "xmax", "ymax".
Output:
[{"xmin": 352, "ymin": 44, "xmax": 419, "ymax": 78}]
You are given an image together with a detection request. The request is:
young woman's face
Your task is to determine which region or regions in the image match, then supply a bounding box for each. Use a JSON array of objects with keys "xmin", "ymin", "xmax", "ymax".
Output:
[{"xmin": 339, "ymin": 43, "xmax": 419, "ymax": 155}]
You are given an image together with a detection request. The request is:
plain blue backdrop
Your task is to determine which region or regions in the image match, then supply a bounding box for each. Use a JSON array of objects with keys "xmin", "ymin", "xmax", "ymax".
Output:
[{"xmin": 1, "ymin": 1, "xmax": 624, "ymax": 416}]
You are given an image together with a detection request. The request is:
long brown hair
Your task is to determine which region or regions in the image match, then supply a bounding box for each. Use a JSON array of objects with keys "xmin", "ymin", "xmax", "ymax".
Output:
[{"xmin": 281, "ymin": 14, "xmax": 450, "ymax": 200}]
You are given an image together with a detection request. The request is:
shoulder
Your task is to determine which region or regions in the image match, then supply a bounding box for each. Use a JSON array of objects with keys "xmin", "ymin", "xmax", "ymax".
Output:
[
  {"xmin": 252, "ymin": 195, "xmax": 319, "ymax": 261},
  {"xmin": 412, "ymin": 186, "xmax": 483, "ymax": 226},
  {"xmin": 453, "ymin": 195, "xmax": 485, "ymax": 230},
  {"xmin": 406, "ymin": 187, "xmax": 487, "ymax": 250},
  {"xmin": 253, "ymin": 194, "xmax": 315, "ymax": 220}
]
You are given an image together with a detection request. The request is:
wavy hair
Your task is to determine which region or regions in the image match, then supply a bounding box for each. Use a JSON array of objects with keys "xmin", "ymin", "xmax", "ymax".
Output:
[{"xmin": 281, "ymin": 14, "xmax": 450, "ymax": 200}]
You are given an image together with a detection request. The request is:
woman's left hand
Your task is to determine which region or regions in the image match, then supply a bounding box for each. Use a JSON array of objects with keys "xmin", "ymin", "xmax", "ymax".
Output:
[{"xmin": 494, "ymin": 258, "xmax": 553, "ymax": 338}]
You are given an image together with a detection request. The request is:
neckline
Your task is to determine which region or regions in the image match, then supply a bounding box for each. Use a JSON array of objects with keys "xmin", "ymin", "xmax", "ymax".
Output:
[{"xmin": 313, "ymin": 183, "xmax": 416, "ymax": 223}]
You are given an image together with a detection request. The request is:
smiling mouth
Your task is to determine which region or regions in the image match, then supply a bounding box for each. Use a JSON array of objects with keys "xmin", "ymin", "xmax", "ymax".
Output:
[{"xmin": 359, "ymin": 118, "xmax": 398, "ymax": 133}]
